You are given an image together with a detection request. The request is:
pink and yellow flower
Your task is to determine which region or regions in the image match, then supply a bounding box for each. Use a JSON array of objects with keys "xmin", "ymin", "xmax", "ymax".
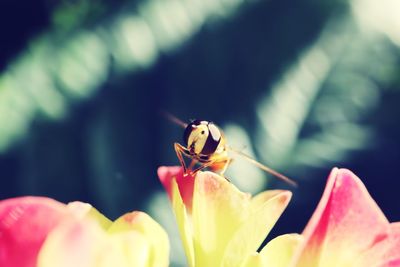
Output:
[
  {"xmin": 158, "ymin": 166, "xmax": 298, "ymax": 267},
  {"xmin": 290, "ymin": 168, "xmax": 400, "ymax": 267},
  {"xmin": 0, "ymin": 196, "xmax": 169, "ymax": 267},
  {"xmin": 0, "ymin": 197, "xmax": 69, "ymax": 267},
  {"xmin": 2, "ymin": 167, "xmax": 398, "ymax": 267}
]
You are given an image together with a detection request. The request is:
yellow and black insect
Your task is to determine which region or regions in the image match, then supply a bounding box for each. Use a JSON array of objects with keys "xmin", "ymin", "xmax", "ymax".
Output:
[{"xmin": 165, "ymin": 112, "xmax": 297, "ymax": 187}]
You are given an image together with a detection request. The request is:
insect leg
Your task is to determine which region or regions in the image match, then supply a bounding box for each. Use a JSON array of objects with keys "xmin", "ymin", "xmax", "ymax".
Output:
[
  {"xmin": 189, "ymin": 160, "xmax": 217, "ymax": 176},
  {"xmin": 190, "ymin": 156, "xmax": 231, "ymax": 176},
  {"xmin": 174, "ymin": 143, "xmax": 190, "ymax": 174},
  {"xmin": 219, "ymin": 157, "xmax": 233, "ymax": 176}
]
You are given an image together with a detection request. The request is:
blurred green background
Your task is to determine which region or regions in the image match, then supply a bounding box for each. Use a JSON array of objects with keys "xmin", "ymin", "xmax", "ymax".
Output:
[{"xmin": 1, "ymin": 0, "xmax": 400, "ymax": 265}]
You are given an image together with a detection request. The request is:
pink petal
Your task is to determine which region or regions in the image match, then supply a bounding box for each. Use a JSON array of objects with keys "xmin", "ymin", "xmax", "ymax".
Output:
[
  {"xmin": 158, "ymin": 166, "xmax": 195, "ymax": 211},
  {"xmin": 355, "ymin": 222, "xmax": 400, "ymax": 267},
  {"xmin": 0, "ymin": 196, "xmax": 68, "ymax": 267},
  {"xmin": 292, "ymin": 168, "xmax": 392, "ymax": 266}
]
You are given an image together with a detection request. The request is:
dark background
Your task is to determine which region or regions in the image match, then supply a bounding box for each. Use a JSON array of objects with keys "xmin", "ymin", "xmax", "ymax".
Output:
[{"xmin": 1, "ymin": 0, "xmax": 399, "ymax": 265}]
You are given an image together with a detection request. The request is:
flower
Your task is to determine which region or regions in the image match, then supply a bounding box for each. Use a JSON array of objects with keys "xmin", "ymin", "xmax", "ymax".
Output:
[
  {"xmin": 290, "ymin": 168, "xmax": 400, "ymax": 267},
  {"xmin": 0, "ymin": 196, "xmax": 169, "ymax": 267},
  {"xmin": 4, "ymin": 167, "xmax": 396, "ymax": 267},
  {"xmin": 0, "ymin": 197, "xmax": 70, "ymax": 267},
  {"xmin": 158, "ymin": 166, "xmax": 296, "ymax": 267}
]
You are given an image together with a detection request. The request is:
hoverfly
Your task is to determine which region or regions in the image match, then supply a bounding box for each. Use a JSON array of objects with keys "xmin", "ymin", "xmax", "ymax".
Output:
[{"xmin": 164, "ymin": 112, "xmax": 297, "ymax": 187}]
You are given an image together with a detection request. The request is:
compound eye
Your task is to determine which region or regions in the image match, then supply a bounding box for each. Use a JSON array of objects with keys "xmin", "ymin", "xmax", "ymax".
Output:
[
  {"xmin": 183, "ymin": 123, "xmax": 194, "ymax": 146},
  {"xmin": 183, "ymin": 120, "xmax": 207, "ymax": 145},
  {"xmin": 200, "ymin": 123, "xmax": 222, "ymax": 155}
]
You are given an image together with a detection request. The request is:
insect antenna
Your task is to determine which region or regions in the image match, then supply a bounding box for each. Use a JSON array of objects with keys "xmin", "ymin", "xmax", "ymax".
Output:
[
  {"xmin": 227, "ymin": 146, "xmax": 297, "ymax": 187},
  {"xmin": 160, "ymin": 110, "xmax": 188, "ymax": 128}
]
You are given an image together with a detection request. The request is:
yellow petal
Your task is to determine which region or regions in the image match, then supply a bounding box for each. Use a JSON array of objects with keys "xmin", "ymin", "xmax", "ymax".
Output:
[
  {"xmin": 39, "ymin": 219, "xmax": 155, "ymax": 267},
  {"xmin": 241, "ymin": 252, "xmax": 264, "ymax": 267},
  {"xmin": 171, "ymin": 178, "xmax": 195, "ymax": 267},
  {"xmin": 261, "ymin": 234, "xmax": 303, "ymax": 266},
  {"xmin": 108, "ymin": 211, "xmax": 170, "ymax": 267},
  {"xmin": 221, "ymin": 191, "xmax": 292, "ymax": 267},
  {"xmin": 96, "ymin": 232, "xmax": 151, "ymax": 267},
  {"xmin": 191, "ymin": 171, "xmax": 255, "ymax": 266},
  {"xmin": 38, "ymin": 212, "xmax": 169, "ymax": 267},
  {"xmin": 241, "ymin": 234, "xmax": 303, "ymax": 267},
  {"xmin": 249, "ymin": 190, "xmax": 288, "ymax": 211},
  {"xmin": 67, "ymin": 201, "xmax": 112, "ymax": 230}
]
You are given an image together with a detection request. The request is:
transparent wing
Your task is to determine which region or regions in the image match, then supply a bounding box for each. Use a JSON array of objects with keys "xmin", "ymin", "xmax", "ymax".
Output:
[{"xmin": 227, "ymin": 146, "xmax": 297, "ymax": 187}]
